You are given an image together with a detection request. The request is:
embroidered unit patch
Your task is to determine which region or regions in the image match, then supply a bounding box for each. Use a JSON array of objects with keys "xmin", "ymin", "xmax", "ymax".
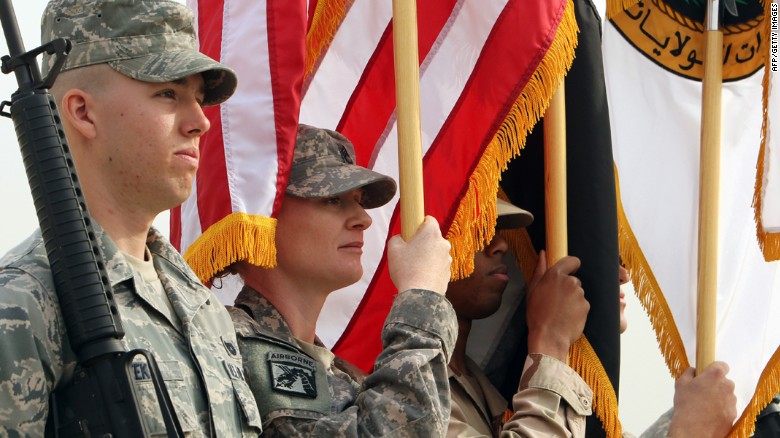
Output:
[
  {"xmin": 222, "ymin": 336, "xmax": 239, "ymax": 357},
  {"xmin": 267, "ymin": 351, "xmax": 318, "ymax": 398}
]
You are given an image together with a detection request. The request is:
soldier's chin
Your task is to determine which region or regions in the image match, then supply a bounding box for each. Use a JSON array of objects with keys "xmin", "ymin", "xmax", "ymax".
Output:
[{"xmin": 335, "ymin": 270, "xmax": 364, "ymax": 291}]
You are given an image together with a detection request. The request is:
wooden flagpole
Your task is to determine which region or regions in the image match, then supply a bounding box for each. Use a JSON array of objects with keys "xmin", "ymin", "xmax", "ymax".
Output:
[
  {"xmin": 546, "ymin": 83, "xmax": 577, "ymax": 364},
  {"xmin": 696, "ymin": 0, "xmax": 722, "ymax": 372},
  {"xmin": 545, "ymin": 85, "xmax": 568, "ymax": 264},
  {"xmin": 392, "ymin": 0, "xmax": 425, "ymax": 240}
]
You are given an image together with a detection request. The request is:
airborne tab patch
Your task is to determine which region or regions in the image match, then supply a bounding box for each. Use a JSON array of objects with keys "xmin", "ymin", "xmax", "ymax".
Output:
[{"xmin": 267, "ymin": 351, "xmax": 317, "ymax": 398}]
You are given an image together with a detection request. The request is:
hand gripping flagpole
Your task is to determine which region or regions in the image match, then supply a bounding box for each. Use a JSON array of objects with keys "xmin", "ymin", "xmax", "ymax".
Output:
[
  {"xmin": 696, "ymin": 0, "xmax": 723, "ymax": 372},
  {"xmin": 392, "ymin": 0, "xmax": 425, "ymax": 240}
]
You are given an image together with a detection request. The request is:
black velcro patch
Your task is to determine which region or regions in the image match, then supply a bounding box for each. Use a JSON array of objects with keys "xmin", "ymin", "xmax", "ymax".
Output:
[{"xmin": 267, "ymin": 351, "xmax": 317, "ymax": 398}]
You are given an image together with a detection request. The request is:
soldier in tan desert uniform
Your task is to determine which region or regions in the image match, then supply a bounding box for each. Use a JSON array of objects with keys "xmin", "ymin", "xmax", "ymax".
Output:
[{"xmin": 445, "ymin": 200, "xmax": 592, "ymax": 438}]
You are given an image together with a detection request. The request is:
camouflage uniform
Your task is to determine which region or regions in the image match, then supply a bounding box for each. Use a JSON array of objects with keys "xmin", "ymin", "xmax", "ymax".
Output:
[
  {"xmin": 286, "ymin": 125, "xmax": 396, "ymax": 208},
  {"xmin": 639, "ymin": 408, "xmax": 672, "ymax": 438},
  {"xmin": 229, "ymin": 286, "xmax": 457, "ymax": 437},
  {"xmin": 0, "ymin": 227, "xmax": 262, "ymax": 437},
  {"xmin": 447, "ymin": 356, "xmax": 593, "ymax": 437},
  {"xmin": 40, "ymin": 0, "xmax": 236, "ymax": 106}
]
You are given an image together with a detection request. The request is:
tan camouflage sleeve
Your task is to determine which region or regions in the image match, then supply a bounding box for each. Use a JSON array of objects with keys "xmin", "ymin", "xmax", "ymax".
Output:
[
  {"xmin": 0, "ymin": 268, "xmax": 72, "ymax": 437},
  {"xmin": 446, "ymin": 354, "xmax": 593, "ymax": 438},
  {"xmin": 501, "ymin": 353, "xmax": 593, "ymax": 438},
  {"xmin": 263, "ymin": 288, "xmax": 457, "ymax": 438}
]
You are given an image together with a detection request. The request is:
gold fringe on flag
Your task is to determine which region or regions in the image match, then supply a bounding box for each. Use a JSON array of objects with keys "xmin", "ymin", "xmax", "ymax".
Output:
[
  {"xmin": 728, "ymin": 348, "xmax": 780, "ymax": 438},
  {"xmin": 614, "ymin": 164, "xmax": 690, "ymax": 378},
  {"xmin": 569, "ymin": 336, "xmax": 623, "ymax": 438},
  {"xmin": 447, "ymin": 0, "xmax": 625, "ymax": 429},
  {"xmin": 502, "ymin": 215, "xmax": 625, "ymax": 438},
  {"xmin": 305, "ymin": 0, "xmax": 353, "ymax": 79},
  {"xmin": 447, "ymin": 0, "xmax": 579, "ymax": 280},
  {"xmin": 448, "ymin": 3, "xmax": 626, "ymax": 434},
  {"xmin": 753, "ymin": 0, "xmax": 780, "ymax": 262},
  {"xmin": 618, "ymin": 160, "xmax": 780, "ymax": 437},
  {"xmin": 184, "ymin": 212, "xmax": 277, "ymax": 284},
  {"xmin": 605, "ymin": 0, "xmax": 641, "ymax": 20}
]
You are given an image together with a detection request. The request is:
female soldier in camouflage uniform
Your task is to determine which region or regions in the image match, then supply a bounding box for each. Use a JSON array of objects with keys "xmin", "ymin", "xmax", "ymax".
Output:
[{"xmin": 226, "ymin": 124, "xmax": 456, "ymax": 437}]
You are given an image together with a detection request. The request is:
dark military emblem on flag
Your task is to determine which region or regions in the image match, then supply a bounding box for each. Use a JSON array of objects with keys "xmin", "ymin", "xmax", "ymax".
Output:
[{"xmin": 611, "ymin": 0, "xmax": 763, "ymax": 81}]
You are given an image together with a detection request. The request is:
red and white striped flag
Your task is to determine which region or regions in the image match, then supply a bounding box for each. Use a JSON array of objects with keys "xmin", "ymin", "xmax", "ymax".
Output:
[
  {"xmin": 172, "ymin": 0, "xmax": 307, "ymax": 276},
  {"xmin": 173, "ymin": 0, "xmax": 633, "ymax": 434},
  {"xmin": 173, "ymin": 0, "xmax": 578, "ymax": 371},
  {"xmin": 171, "ymin": 0, "xmax": 577, "ymax": 370},
  {"xmin": 299, "ymin": 0, "xmax": 578, "ymax": 371}
]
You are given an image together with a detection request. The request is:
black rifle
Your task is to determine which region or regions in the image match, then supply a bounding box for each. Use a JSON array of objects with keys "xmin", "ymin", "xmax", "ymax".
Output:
[{"xmin": 0, "ymin": 1, "xmax": 183, "ymax": 436}]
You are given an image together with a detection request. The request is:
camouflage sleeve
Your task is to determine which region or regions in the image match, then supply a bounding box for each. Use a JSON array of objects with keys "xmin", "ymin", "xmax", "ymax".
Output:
[
  {"xmin": 639, "ymin": 407, "xmax": 673, "ymax": 438},
  {"xmin": 501, "ymin": 354, "xmax": 593, "ymax": 438},
  {"xmin": 264, "ymin": 288, "xmax": 457, "ymax": 438},
  {"xmin": 0, "ymin": 267, "xmax": 69, "ymax": 437}
]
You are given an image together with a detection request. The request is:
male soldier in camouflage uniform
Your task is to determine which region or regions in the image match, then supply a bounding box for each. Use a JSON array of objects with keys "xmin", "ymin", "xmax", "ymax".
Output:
[
  {"xmin": 445, "ymin": 200, "xmax": 593, "ymax": 438},
  {"xmin": 0, "ymin": 0, "xmax": 261, "ymax": 436},
  {"xmin": 226, "ymin": 124, "xmax": 456, "ymax": 437}
]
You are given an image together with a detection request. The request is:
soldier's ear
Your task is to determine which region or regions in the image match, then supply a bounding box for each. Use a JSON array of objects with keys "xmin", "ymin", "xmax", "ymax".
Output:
[{"xmin": 59, "ymin": 88, "xmax": 97, "ymax": 141}]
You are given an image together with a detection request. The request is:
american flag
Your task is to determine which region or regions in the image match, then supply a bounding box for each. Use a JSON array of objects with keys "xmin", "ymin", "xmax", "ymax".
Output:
[{"xmin": 173, "ymin": 0, "xmax": 581, "ymax": 394}]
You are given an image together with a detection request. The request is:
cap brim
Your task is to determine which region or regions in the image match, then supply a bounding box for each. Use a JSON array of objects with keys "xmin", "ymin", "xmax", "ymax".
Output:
[
  {"xmin": 286, "ymin": 165, "xmax": 397, "ymax": 209},
  {"xmin": 109, "ymin": 50, "xmax": 237, "ymax": 106},
  {"xmin": 496, "ymin": 198, "xmax": 534, "ymax": 229}
]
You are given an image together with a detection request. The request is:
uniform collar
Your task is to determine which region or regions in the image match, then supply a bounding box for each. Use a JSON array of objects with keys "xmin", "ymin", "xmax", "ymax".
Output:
[
  {"xmin": 233, "ymin": 286, "xmax": 299, "ymax": 347},
  {"xmin": 449, "ymin": 357, "xmax": 509, "ymax": 423},
  {"xmin": 99, "ymin": 225, "xmax": 211, "ymax": 326}
]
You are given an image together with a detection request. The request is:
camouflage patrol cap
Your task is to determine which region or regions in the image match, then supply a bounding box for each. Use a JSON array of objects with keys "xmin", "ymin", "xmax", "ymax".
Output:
[
  {"xmin": 41, "ymin": 0, "xmax": 237, "ymax": 106},
  {"xmin": 287, "ymin": 124, "xmax": 397, "ymax": 209}
]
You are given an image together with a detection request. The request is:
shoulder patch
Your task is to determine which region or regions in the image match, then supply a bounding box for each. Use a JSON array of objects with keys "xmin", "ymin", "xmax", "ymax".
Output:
[
  {"xmin": 267, "ymin": 351, "xmax": 317, "ymax": 398},
  {"xmin": 222, "ymin": 336, "xmax": 239, "ymax": 357},
  {"xmin": 237, "ymin": 334, "xmax": 331, "ymax": 418}
]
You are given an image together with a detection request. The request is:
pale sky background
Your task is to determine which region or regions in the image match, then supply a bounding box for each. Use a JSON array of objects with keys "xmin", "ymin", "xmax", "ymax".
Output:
[{"xmin": 0, "ymin": 0, "xmax": 674, "ymax": 434}]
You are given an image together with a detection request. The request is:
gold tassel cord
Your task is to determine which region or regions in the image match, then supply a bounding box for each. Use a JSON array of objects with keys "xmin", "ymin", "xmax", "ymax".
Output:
[
  {"xmin": 184, "ymin": 213, "xmax": 277, "ymax": 284},
  {"xmin": 753, "ymin": 0, "xmax": 780, "ymax": 262},
  {"xmin": 614, "ymin": 164, "xmax": 690, "ymax": 378},
  {"xmin": 305, "ymin": 0, "xmax": 353, "ymax": 79},
  {"xmin": 570, "ymin": 336, "xmax": 623, "ymax": 438},
  {"xmin": 447, "ymin": 0, "xmax": 579, "ymax": 281}
]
